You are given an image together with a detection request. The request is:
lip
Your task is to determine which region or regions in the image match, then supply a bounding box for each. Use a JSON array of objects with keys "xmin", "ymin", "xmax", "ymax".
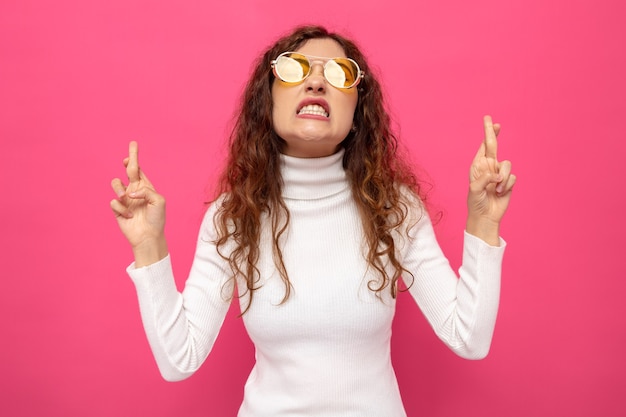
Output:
[{"xmin": 296, "ymin": 98, "xmax": 330, "ymax": 119}]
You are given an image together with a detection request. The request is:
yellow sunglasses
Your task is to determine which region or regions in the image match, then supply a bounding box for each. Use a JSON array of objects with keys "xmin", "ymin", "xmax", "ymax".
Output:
[{"xmin": 271, "ymin": 52, "xmax": 364, "ymax": 89}]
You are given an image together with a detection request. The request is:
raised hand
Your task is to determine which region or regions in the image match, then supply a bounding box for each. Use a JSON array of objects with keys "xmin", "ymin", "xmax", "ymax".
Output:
[
  {"xmin": 466, "ymin": 116, "xmax": 516, "ymax": 245},
  {"xmin": 110, "ymin": 141, "xmax": 168, "ymax": 266}
]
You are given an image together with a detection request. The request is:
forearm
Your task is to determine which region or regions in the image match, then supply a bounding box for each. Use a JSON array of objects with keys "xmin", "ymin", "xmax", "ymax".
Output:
[
  {"xmin": 128, "ymin": 253, "xmax": 232, "ymax": 381},
  {"xmin": 409, "ymin": 231, "xmax": 505, "ymax": 359},
  {"xmin": 403, "ymin": 205, "xmax": 505, "ymax": 359}
]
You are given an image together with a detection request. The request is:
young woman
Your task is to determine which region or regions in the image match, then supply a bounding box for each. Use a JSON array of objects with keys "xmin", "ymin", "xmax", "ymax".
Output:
[{"xmin": 110, "ymin": 25, "xmax": 515, "ymax": 416}]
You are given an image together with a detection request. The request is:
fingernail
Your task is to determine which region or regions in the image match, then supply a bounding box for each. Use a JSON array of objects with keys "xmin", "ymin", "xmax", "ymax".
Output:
[{"xmin": 116, "ymin": 190, "xmax": 125, "ymax": 198}]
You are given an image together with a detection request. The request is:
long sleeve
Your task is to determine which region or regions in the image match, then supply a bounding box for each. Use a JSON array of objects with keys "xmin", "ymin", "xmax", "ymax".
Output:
[
  {"xmin": 402, "ymin": 211, "xmax": 505, "ymax": 359},
  {"xmin": 127, "ymin": 205, "xmax": 233, "ymax": 381}
]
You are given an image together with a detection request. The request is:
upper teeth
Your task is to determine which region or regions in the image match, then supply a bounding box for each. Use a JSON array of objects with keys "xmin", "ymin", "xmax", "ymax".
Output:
[{"xmin": 298, "ymin": 104, "xmax": 328, "ymax": 117}]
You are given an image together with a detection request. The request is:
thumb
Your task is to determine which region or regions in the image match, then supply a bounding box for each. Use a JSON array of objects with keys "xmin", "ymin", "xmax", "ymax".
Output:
[
  {"xmin": 470, "ymin": 171, "xmax": 502, "ymax": 194},
  {"xmin": 128, "ymin": 186, "xmax": 165, "ymax": 206}
]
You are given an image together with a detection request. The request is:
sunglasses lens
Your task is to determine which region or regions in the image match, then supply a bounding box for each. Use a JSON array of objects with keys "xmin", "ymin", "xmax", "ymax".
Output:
[
  {"xmin": 325, "ymin": 58, "xmax": 360, "ymax": 89},
  {"xmin": 275, "ymin": 53, "xmax": 310, "ymax": 83}
]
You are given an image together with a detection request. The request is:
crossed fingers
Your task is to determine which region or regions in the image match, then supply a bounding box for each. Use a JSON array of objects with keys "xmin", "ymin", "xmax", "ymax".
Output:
[{"xmin": 473, "ymin": 115, "xmax": 516, "ymax": 195}]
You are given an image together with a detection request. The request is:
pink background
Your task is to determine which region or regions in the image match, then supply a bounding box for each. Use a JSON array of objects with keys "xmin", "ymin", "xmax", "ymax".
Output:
[{"xmin": 1, "ymin": 0, "xmax": 624, "ymax": 416}]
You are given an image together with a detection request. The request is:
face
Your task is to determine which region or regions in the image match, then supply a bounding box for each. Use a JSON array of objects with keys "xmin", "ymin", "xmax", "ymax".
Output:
[{"xmin": 271, "ymin": 38, "xmax": 359, "ymax": 158}]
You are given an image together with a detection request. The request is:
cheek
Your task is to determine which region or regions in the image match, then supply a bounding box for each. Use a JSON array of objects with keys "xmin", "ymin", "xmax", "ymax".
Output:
[
  {"xmin": 338, "ymin": 95, "xmax": 358, "ymax": 127},
  {"xmin": 271, "ymin": 101, "xmax": 287, "ymax": 128},
  {"xmin": 271, "ymin": 84, "xmax": 293, "ymax": 120}
]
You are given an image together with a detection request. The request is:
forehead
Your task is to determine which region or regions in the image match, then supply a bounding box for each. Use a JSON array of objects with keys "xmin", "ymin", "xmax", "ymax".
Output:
[{"xmin": 294, "ymin": 38, "xmax": 347, "ymax": 58}]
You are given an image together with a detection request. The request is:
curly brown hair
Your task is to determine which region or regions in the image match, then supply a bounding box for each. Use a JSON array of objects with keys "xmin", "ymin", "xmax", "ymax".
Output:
[{"xmin": 213, "ymin": 25, "xmax": 423, "ymax": 313}]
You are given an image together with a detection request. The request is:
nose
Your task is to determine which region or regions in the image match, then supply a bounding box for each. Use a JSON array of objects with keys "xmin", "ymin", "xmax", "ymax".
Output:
[{"xmin": 304, "ymin": 63, "xmax": 326, "ymax": 93}]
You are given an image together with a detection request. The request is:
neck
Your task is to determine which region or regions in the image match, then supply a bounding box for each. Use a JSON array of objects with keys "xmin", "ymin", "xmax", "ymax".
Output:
[{"xmin": 280, "ymin": 148, "xmax": 348, "ymax": 200}]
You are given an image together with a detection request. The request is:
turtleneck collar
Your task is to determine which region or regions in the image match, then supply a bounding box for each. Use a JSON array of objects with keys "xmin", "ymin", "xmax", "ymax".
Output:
[{"xmin": 280, "ymin": 148, "xmax": 349, "ymax": 200}]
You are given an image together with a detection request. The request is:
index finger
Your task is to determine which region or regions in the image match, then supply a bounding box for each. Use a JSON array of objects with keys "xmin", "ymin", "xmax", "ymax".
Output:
[
  {"xmin": 483, "ymin": 115, "xmax": 498, "ymax": 159},
  {"xmin": 126, "ymin": 141, "xmax": 140, "ymax": 182}
]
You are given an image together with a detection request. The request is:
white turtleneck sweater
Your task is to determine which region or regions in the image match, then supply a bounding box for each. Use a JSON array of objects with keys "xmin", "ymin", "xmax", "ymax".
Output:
[{"xmin": 128, "ymin": 149, "xmax": 505, "ymax": 416}]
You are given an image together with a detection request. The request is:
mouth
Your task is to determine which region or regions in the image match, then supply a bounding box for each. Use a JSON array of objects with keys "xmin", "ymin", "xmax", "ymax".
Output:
[
  {"xmin": 297, "ymin": 100, "xmax": 330, "ymax": 118},
  {"xmin": 297, "ymin": 104, "xmax": 329, "ymax": 118}
]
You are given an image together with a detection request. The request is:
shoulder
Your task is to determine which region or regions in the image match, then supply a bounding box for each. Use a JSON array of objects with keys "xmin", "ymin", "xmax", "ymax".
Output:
[
  {"xmin": 199, "ymin": 193, "xmax": 230, "ymax": 241},
  {"xmin": 397, "ymin": 184, "xmax": 426, "ymax": 223}
]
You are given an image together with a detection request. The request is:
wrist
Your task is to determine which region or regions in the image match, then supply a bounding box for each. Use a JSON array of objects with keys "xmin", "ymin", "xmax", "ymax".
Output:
[
  {"xmin": 466, "ymin": 216, "xmax": 501, "ymax": 246},
  {"xmin": 132, "ymin": 236, "xmax": 168, "ymax": 267}
]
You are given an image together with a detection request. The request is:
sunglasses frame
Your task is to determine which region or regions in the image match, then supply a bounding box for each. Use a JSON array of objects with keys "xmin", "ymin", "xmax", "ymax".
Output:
[{"xmin": 271, "ymin": 52, "xmax": 364, "ymax": 89}]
